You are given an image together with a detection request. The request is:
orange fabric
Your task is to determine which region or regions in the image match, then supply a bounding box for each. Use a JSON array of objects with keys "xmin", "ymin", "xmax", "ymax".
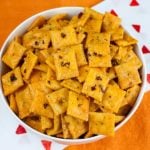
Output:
[{"xmin": 0, "ymin": 1, "xmax": 150, "ymax": 150}]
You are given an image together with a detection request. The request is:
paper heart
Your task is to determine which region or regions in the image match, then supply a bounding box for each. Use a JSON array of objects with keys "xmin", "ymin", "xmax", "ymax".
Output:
[
  {"xmin": 41, "ymin": 140, "xmax": 52, "ymax": 150},
  {"xmin": 142, "ymin": 45, "xmax": 150, "ymax": 54},
  {"xmin": 132, "ymin": 24, "xmax": 141, "ymax": 32},
  {"xmin": 16, "ymin": 125, "xmax": 27, "ymax": 134},
  {"xmin": 130, "ymin": 0, "xmax": 139, "ymax": 6},
  {"xmin": 110, "ymin": 9, "xmax": 118, "ymax": 16},
  {"xmin": 147, "ymin": 74, "xmax": 150, "ymax": 84}
]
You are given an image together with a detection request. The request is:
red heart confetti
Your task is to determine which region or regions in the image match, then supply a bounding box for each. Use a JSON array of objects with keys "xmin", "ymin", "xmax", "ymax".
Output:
[
  {"xmin": 147, "ymin": 74, "xmax": 150, "ymax": 84},
  {"xmin": 41, "ymin": 140, "xmax": 52, "ymax": 150},
  {"xmin": 132, "ymin": 24, "xmax": 141, "ymax": 32},
  {"xmin": 130, "ymin": 0, "xmax": 139, "ymax": 6},
  {"xmin": 16, "ymin": 125, "xmax": 27, "ymax": 134},
  {"xmin": 142, "ymin": 45, "xmax": 150, "ymax": 54},
  {"xmin": 110, "ymin": 9, "xmax": 118, "ymax": 16}
]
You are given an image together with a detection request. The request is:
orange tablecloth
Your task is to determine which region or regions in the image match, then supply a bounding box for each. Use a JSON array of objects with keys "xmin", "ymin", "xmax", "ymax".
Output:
[{"xmin": 0, "ymin": 1, "xmax": 150, "ymax": 150}]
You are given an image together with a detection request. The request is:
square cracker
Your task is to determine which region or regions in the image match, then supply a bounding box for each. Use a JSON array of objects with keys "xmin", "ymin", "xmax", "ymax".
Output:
[
  {"xmin": 45, "ymin": 55, "xmax": 56, "ymax": 72},
  {"xmin": 89, "ymin": 98, "xmax": 99, "ymax": 112},
  {"xmin": 34, "ymin": 63, "xmax": 48, "ymax": 72},
  {"xmin": 113, "ymin": 46, "xmax": 132, "ymax": 64},
  {"xmin": 84, "ymin": 8, "xmax": 103, "ymax": 32},
  {"xmin": 124, "ymin": 85, "xmax": 140, "ymax": 106},
  {"xmin": 46, "ymin": 67, "xmax": 56, "ymax": 80},
  {"xmin": 122, "ymin": 49, "xmax": 142, "ymax": 69},
  {"xmin": 114, "ymin": 32, "xmax": 137, "ymax": 46},
  {"xmin": 29, "ymin": 80, "xmax": 52, "ymax": 98},
  {"xmin": 69, "ymin": 12, "xmax": 90, "ymax": 28},
  {"xmin": 46, "ymin": 114, "xmax": 62, "ymax": 135},
  {"xmin": 53, "ymin": 48, "xmax": 79, "ymax": 80},
  {"xmin": 110, "ymin": 44, "xmax": 119, "ymax": 58},
  {"xmin": 84, "ymin": 7, "xmax": 103, "ymax": 20},
  {"xmin": 67, "ymin": 91, "xmax": 89, "ymax": 121},
  {"xmin": 88, "ymin": 47, "xmax": 112, "ymax": 67},
  {"xmin": 111, "ymin": 26, "xmax": 124, "ymax": 41},
  {"xmin": 102, "ymin": 81, "xmax": 126, "ymax": 113},
  {"xmin": 25, "ymin": 116, "xmax": 43, "ymax": 132},
  {"xmin": 30, "ymin": 90, "xmax": 54, "ymax": 118},
  {"xmin": 38, "ymin": 49, "xmax": 51, "ymax": 62},
  {"xmin": 84, "ymin": 131, "xmax": 93, "ymax": 138},
  {"xmin": 45, "ymin": 62, "xmax": 60, "ymax": 90},
  {"xmin": 84, "ymin": 19, "xmax": 103, "ymax": 33},
  {"xmin": 69, "ymin": 15, "xmax": 79, "ymax": 27},
  {"xmin": 14, "ymin": 36, "xmax": 22, "ymax": 44},
  {"xmin": 76, "ymin": 31, "xmax": 86, "ymax": 44},
  {"xmin": 8, "ymin": 94, "xmax": 18, "ymax": 114},
  {"xmin": 77, "ymin": 12, "xmax": 90, "ymax": 27},
  {"xmin": 46, "ymin": 88, "xmax": 69, "ymax": 115},
  {"xmin": 41, "ymin": 116, "xmax": 53, "ymax": 130},
  {"xmin": 82, "ymin": 68, "xmax": 109, "ymax": 102},
  {"xmin": 61, "ymin": 114, "xmax": 72, "ymax": 139},
  {"xmin": 15, "ymin": 85, "xmax": 32, "ymax": 119},
  {"xmin": 106, "ymin": 67, "xmax": 116, "ymax": 80},
  {"xmin": 42, "ymin": 19, "xmax": 69, "ymax": 31},
  {"xmin": 23, "ymin": 28, "xmax": 51, "ymax": 49},
  {"xmin": 89, "ymin": 112, "xmax": 115, "ymax": 136},
  {"xmin": 21, "ymin": 51, "xmax": 38, "ymax": 80},
  {"xmin": 86, "ymin": 32, "xmax": 111, "ymax": 67},
  {"xmin": 77, "ymin": 65, "xmax": 89, "ymax": 83},
  {"xmin": 63, "ymin": 44, "xmax": 87, "ymax": 67},
  {"xmin": 113, "ymin": 46, "xmax": 142, "ymax": 68},
  {"xmin": 86, "ymin": 32, "xmax": 110, "ymax": 54},
  {"xmin": 46, "ymin": 79, "xmax": 62, "ymax": 91},
  {"xmin": 2, "ymin": 41, "xmax": 26, "ymax": 69},
  {"xmin": 117, "ymin": 105, "xmax": 132, "ymax": 116},
  {"xmin": 27, "ymin": 16, "xmax": 46, "ymax": 31},
  {"xmin": 115, "ymin": 115, "xmax": 125, "ymax": 124},
  {"xmin": 2, "ymin": 67, "xmax": 24, "ymax": 96},
  {"xmin": 61, "ymin": 79, "xmax": 82, "ymax": 94},
  {"xmin": 115, "ymin": 62, "xmax": 141, "ymax": 89},
  {"xmin": 64, "ymin": 115, "xmax": 88, "ymax": 139},
  {"xmin": 102, "ymin": 12, "xmax": 121, "ymax": 32},
  {"xmin": 50, "ymin": 25, "xmax": 78, "ymax": 49},
  {"xmin": 46, "ymin": 13, "xmax": 69, "ymax": 30},
  {"xmin": 29, "ymin": 70, "xmax": 46, "ymax": 83}
]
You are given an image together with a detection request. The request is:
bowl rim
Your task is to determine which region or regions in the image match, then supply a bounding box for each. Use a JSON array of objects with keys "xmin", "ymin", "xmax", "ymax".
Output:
[{"xmin": 0, "ymin": 6, "xmax": 147, "ymax": 145}]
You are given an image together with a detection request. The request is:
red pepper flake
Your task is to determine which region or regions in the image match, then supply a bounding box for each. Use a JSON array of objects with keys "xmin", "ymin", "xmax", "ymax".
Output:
[
  {"xmin": 10, "ymin": 73, "xmax": 17, "ymax": 82},
  {"xmin": 61, "ymin": 62, "xmax": 70, "ymax": 67},
  {"xmin": 96, "ymin": 76, "xmax": 102, "ymax": 80},
  {"xmin": 91, "ymin": 85, "xmax": 96, "ymax": 91},
  {"xmin": 43, "ymin": 103, "xmax": 49, "ymax": 109},
  {"xmin": 61, "ymin": 33, "xmax": 66, "ymax": 38}
]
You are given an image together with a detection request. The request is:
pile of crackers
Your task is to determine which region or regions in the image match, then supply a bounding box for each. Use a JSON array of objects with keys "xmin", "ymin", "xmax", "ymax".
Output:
[{"xmin": 1, "ymin": 8, "xmax": 142, "ymax": 139}]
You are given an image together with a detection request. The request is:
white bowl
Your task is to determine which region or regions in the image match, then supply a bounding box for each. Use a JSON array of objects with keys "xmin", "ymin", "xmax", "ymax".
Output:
[{"xmin": 0, "ymin": 7, "xmax": 147, "ymax": 145}]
